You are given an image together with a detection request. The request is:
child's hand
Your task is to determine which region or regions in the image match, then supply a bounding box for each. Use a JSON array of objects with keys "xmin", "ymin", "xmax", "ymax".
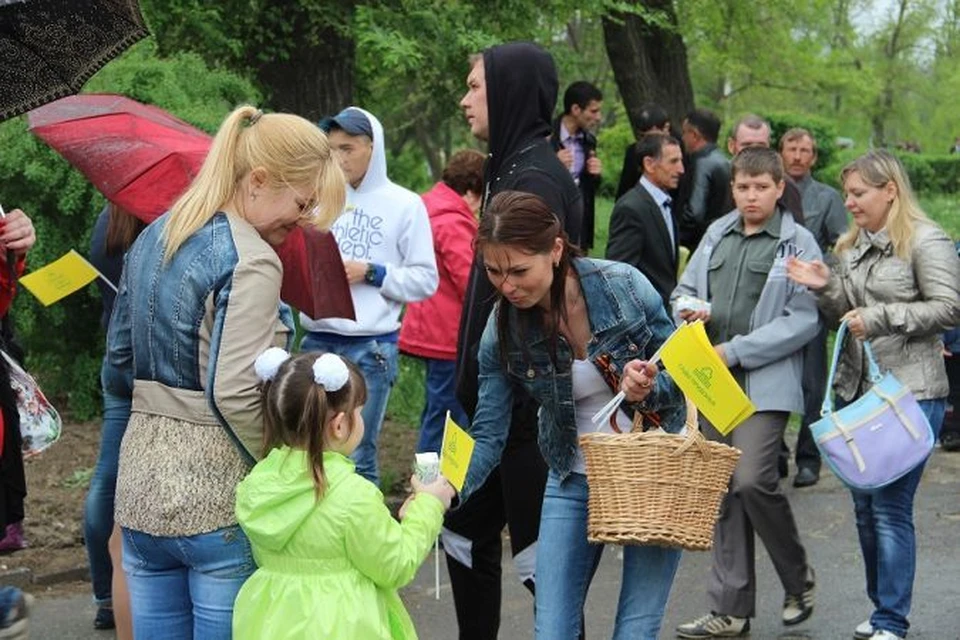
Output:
[
  {"xmin": 398, "ymin": 494, "xmax": 416, "ymax": 520},
  {"xmin": 410, "ymin": 474, "xmax": 456, "ymax": 510}
]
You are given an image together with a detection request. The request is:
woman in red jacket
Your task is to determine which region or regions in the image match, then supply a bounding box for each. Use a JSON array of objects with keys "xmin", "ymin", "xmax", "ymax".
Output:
[
  {"xmin": 0, "ymin": 206, "xmax": 37, "ymax": 636},
  {"xmin": 399, "ymin": 150, "xmax": 484, "ymax": 453}
]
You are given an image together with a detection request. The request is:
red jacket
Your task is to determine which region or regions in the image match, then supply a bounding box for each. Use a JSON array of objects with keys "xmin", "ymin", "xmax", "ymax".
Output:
[
  {"xmin": 399, "ymin": 182, "xmax": 477, "ymax": 360},
  {"xmin": 0, "ymin": 257, "xmax": 24, "ymax": 456}
]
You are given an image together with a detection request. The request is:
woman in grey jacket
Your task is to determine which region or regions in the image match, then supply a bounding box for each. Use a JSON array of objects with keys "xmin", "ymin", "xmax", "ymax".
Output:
[{"xmin": 788, "ymin": 150, "xmax": 960, "ymax": 640}]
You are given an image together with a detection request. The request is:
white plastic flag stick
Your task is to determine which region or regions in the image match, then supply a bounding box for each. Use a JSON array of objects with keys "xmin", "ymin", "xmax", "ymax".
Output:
[{"xmin": 434, "ymin": 538, "xmax": 440, "ymax": 600}]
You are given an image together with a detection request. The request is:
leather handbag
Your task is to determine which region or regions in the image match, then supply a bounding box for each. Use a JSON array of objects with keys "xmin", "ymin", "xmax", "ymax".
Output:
[{"xmin": 810, "ymin": 320, "xmax": 934, "ymax": 491}]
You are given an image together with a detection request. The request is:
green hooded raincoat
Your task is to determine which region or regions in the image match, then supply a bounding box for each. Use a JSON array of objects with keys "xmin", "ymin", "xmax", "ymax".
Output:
[{"xmin": 233, "ymin": 447, "xmax": 444, "ymax": 639}]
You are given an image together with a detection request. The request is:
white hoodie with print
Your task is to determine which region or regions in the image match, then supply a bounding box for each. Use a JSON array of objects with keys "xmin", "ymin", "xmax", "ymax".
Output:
[{"xmin": 300, "ymin": 108, "xmax": 438, "ymax": 336}]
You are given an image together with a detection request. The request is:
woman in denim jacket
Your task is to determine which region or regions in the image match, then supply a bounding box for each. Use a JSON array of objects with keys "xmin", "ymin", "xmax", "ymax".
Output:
[
  {"xmin": 460, "ymin": 191, "xmax": 686, "ymax": 640},
  {"xmin": 106, "ymin": 106, "xmax": 345, "ymax": 640},
  {"xmin": 788, "ymin": 150, "xmax": 960, "ymax": 640}
]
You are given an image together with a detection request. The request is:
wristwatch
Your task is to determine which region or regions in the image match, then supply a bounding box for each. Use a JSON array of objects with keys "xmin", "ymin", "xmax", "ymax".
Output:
[{"xmin": 364, "ymin": 262, "xmax": 377, "ymax": 284}]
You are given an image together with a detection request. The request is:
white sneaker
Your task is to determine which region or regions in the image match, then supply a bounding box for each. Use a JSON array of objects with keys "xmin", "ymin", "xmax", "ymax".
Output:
[
  {"xmin": 782, "ymin": 566, "xmax": 815, "ymax": 625},
  {"xmin": 676, "ymin": 612, "xmax": 750, "ymax": 638},
  {"xmin": 853, "ymin": 620, "xmax": 873, "ymax": 639},
  {"xmin": 869, "ymin": 631, "xmax": 904, "ymax": 640}
]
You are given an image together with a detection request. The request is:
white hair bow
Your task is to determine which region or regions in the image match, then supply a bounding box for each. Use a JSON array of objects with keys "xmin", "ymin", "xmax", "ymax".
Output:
[
  {"xmin": 313, "ymin": 353, "xmax": 349, "ymax": 391},
  {"xmin": 254, "ymin": 347, "xmax": 291, "ymax": 382}
]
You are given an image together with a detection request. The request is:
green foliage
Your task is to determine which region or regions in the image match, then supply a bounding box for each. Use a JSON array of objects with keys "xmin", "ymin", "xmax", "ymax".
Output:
[
  {"xmin": 816, "ymin": 149, "xmax": 960, "ymax": 196},
  {"xmin": 0, "ymin": 41, "xmax": 258, "ymax": 418},
  {"xmin": 595, "ymin": 113, "xmax": 633, "ymax": 200},
  {"xmin": 386, "ymin": 355, "xmax": 425, "ymax": 429}
]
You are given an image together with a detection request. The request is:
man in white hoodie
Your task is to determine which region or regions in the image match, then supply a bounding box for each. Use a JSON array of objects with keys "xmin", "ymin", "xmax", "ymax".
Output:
[{"xmin": 301, "ymin": 107, "xmax": 438, "ymax": 486}]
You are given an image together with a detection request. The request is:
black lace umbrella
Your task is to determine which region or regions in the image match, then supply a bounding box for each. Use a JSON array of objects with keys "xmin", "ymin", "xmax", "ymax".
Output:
[{"xmin": 0, "ymin": 0, "xmax": 148, "ymax": 122}]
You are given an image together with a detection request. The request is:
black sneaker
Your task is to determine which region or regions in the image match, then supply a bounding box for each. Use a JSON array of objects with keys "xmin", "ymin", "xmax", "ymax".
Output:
[
  {"xmin": 941, "ymin": 431, "xmax": 960, "ymax": 452},
  {"xmin": 793, "ymin": 466, "xmax": 819, "ymax": 488},
  {"xmin": 94, "ymin": 606, "xmax": 115, "ymax": 630},
  {"xmin": 676, "ymin": 612, "xmax": 750, "ymax": 638},
  {"xmin": 782, "ymin": 567, "xmax": 815, "ymax": 625}
]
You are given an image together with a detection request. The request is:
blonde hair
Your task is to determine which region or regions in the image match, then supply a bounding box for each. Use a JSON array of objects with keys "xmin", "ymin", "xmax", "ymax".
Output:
[
  {"xmin": 163, "ymin": 105, "xmax": 346, "ymax": 260},
  {"xmin": 836, "ymin": 150, "xmax": 928, "ymax": 260}
]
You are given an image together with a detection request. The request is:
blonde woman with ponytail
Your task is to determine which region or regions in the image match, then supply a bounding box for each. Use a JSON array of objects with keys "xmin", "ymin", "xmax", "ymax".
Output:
[
  {"xmin": 105, "ymin": 105, "xmax": 345, "ymax": 640},
  {"xmin": 788, "ymin": 150, "xmax": 960, "ymax": 640}
]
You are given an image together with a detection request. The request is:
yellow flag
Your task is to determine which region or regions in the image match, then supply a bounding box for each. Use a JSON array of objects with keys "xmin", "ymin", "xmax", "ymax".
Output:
[
  {"xmin": 440, "ymin": 411, "xmax": 475, "ymax": 492},
  {"xmin": 19, "ymin": 250, "xmax": 99, "ymax": 306},
  {"xmin": 660, "ymin": 322, "xmax": 755, "ymax": 435}
]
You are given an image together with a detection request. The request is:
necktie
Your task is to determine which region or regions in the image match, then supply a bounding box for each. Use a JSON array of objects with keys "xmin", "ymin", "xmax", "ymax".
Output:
[{"xmin": 662, "ymin": 199, "xmax": 676, "ymax": 252}]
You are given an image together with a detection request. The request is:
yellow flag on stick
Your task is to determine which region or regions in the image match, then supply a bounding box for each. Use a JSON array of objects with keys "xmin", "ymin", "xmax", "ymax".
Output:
[
  {"xmin": 19, "ymin": 250, "xmax": 99, "ymax": 306},
  {"xmin": 440, "ymin": 412, "xmax": 475, "ymax": 492},
  {"xmin": 660, "ymin": 321, "xmax": 755, "ymax": 435}
]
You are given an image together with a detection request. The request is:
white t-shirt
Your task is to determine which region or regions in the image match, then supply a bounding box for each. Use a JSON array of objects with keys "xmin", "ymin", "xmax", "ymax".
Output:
[{"xmin": 572, "ymin": 358, "xmax": 632, "ymax": 474}]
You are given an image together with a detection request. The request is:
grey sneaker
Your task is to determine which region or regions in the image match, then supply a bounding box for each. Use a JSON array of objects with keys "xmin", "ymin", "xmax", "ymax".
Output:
[
  {"xmin": 854, "ymin": 620, "xmax": 873, "ymax": 639},
  {"xmin": 783, "ymin": 566, "xmax": 815, "ymax": 625},
  {"xmin": 676, "ymin": 612, "xmax": 750, "ymax": 638},
  {"xmin": 0, "ymin": 591, "xmax": 32, "ymax": 640},
  {"xmin": 869, "ymin": 631, "xmax": 904, "ymax": 640}
]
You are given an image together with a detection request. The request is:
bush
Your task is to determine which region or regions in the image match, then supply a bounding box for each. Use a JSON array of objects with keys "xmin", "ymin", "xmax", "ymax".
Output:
[
  {"xmin": 596, "ymin": 116, "xmax": 634, "ymax": 200},
  {"xmin": 0, "ymin": 40, "xmax": 259, "ymax": 418},
  {"xmin": 815, "ymin": 150, "xmax": 960, "ymax": 195}
]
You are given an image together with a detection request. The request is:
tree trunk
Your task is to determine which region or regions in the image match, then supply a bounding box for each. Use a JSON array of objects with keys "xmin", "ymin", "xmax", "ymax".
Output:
[
  {"xmin": 254, "ymin": 22, "xmax": 355, "ymax": 121},
  {"xmin": 602, "ymin": 1, "xmax": 695, "ymax": 135}
]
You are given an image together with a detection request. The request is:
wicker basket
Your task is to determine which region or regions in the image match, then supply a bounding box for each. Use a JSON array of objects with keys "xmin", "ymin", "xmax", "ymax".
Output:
[{"xmin": 579, "ymin": 399, "xmax": 741, "ymax": 551}]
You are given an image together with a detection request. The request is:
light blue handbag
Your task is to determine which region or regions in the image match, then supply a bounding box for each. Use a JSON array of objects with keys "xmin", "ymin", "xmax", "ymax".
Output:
[{"xmin": 809, "ymin": 320, "xmax": 935, "ymax": 491}]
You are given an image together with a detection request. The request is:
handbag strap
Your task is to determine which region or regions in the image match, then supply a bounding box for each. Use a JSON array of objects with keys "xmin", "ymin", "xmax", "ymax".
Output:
[{"xmin": 821, "ymin": 319, "xmax": 883, "ymax": 416}]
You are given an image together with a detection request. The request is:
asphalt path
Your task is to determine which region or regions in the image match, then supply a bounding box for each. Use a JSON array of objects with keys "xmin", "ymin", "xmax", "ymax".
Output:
[{"xmin": 29, "ymin": 447, "xmax": 960, "ymax": 639}]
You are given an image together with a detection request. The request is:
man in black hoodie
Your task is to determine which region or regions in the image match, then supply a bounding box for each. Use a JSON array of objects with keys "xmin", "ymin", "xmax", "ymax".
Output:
[{"xmin": 444, "ymin": 41, "xmax": 583, "ymax": 639}]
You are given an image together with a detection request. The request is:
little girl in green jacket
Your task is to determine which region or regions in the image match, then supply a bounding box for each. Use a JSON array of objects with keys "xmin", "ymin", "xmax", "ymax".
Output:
[{"xmin": 233, "ymin": 349, "xmax": 456, "ymax": 639}]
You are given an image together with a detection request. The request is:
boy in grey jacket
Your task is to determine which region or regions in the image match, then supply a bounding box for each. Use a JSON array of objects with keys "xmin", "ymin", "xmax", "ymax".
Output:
[{"xmin": 672, "ymin": 148, "xmax": 822, "ymax": 639}]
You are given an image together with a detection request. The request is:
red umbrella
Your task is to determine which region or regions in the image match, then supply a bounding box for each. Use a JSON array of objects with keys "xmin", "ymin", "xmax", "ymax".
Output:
[
  {"xmin": 28, "ymin": 93, "xmax": 210, "ymax": 223},
  {"xmin": 275, "ymin": 227, "xmax": 355, "ymax": 322},
  {"xmin": 28, "ymin": 93, "xmax": 354, "ymax": 320}
]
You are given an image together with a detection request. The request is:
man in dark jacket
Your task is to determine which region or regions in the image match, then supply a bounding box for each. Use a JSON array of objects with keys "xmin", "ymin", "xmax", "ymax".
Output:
[
  {"xmin": 679, "ymin": 108, "xmax": 731, "ymax": 251},
  {"xmin": 549, "ymin": 81, "xmax": 602, "ymax": 250},
  {"xmin": 614, "ymin": 103, "xmax": 672, "ymax": 201},
  {"xmin": 447, "ymin": 41, "xmax": 583, "ymax": 640},
  {"xmin": 606, "ymin": 132, "xmax": 684, "ymax": 307}
]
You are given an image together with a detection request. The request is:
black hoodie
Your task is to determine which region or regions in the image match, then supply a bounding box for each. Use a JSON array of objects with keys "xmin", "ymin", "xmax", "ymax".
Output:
[{"xmin": 455, "ymin": 41, "xmax": 583, "ymax": 421}]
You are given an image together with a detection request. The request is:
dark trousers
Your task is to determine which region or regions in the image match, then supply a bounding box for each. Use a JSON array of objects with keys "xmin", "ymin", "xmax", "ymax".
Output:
[
  {"xmin": 796, "ymin": 321, "xmax": 829, "ymax": 471},
  {"xmin": 941, "ymin": 354, "xmax": 960, "ymax": 440},
  {"xmin": 442, "ymin": 396, "xmax": 547, "ymax": 640}
]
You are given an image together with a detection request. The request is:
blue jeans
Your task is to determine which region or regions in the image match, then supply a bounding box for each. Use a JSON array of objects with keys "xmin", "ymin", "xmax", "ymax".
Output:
[
  {"xmin": 84, "ymin": 359, "xmax": 132, "ymax": 606},
  {"xmin": 534, "ymin": 471, "xmax": 681, "ymax": 640},
  {"xmin": 300, "ymin": 334, "xmax": 399, "ymax": 486},
  {"xmin": 417, "ymin": 358, "xmax": 468, "ymax": 454},
  {"xmin": 122, "ymin": 525, "xmax": 254, "ymax": 640},
  {"xmin": 851, "ymin": 397, "xmax": 945, "ymax": 638}
]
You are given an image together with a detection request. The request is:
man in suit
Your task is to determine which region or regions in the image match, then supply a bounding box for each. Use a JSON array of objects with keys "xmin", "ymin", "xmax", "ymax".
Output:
[
  {"xmin": 605, "ymin": 132, "xmax": 684, "ymax": 307},
  {"xmin": 550, "ymin": 81, "xmax": 602, "ymax": 250}
]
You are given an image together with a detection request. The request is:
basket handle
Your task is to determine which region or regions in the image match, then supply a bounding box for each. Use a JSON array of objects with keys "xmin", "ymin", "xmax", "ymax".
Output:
[{"xmin": 671, "ymin": 397, "xmax": 711, "ymax": 459}]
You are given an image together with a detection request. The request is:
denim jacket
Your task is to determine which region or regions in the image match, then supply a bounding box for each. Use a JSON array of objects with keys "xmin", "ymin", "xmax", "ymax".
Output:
[
  {"xmin": 107, "ymin": 212, "xmax": 293, "ymax": 536},
  {"xmin": 461, "ymin": 258, "xmax": 685, "ymax": 503}
]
